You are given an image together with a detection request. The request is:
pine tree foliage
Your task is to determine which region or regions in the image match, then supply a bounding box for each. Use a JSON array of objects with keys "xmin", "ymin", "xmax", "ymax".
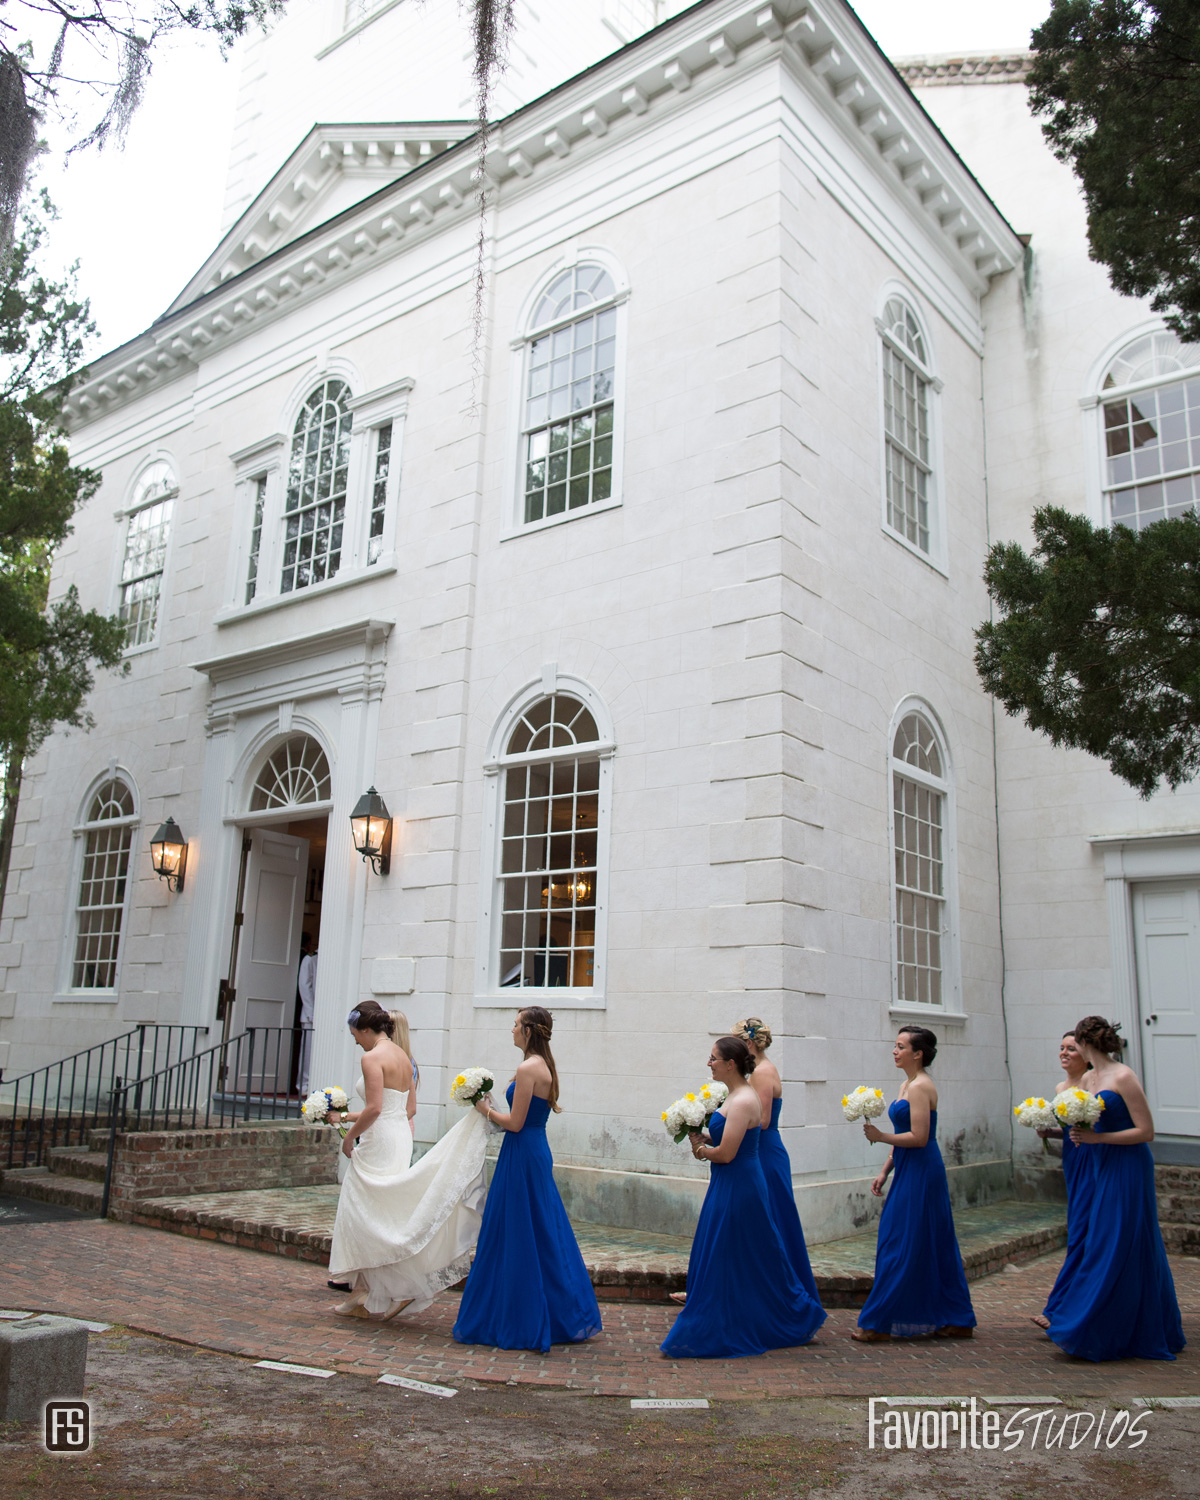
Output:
[
  {"xmin": 976, "ymin": 506, "xmax": 1200, "ymax": 797},
  {"xmin": 1029, "ymin": 0, "xmax": 1200, "ymax": 341}
]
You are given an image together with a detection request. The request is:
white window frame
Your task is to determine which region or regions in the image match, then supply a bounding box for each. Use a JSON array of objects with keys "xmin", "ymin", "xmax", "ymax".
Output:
[
  {"xmin": 475, "ymin": 672, "xmax": 615, "ymax": 1009},
  {"xmin": 504, "ymin": 249, "xmax": 629, "ymax": 540},
  {"xmin": 1079, "ymin": 322, "xmax": 1200, "ymax": 531},
  {"xmin": 58, "ymin": 771, "xmax": 141, "ymax": 1002},
  {"xmin": 876, "ymin": 289, "xmax": 947, "ymax": 574},
  {"xmin": 887, "ymin": 699, "xmax": 962, "ymax": 1021},
  {"xmin": 346, "ymin": 377, "xmax": 414, "ymax": 571},
  {"xmin": 113, "ymin": 457, "xmax": 179, "ymax": 655}
]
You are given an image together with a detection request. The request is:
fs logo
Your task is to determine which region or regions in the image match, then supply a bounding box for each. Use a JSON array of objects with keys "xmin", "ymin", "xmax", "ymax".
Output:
[{"xmin": 45, "ymin": 1401, "xmax": 91, "ymax": 1452}]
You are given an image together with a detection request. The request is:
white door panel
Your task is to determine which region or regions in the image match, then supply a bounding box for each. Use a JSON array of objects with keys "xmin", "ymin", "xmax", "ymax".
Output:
[
  {"xmin": 234, "ymin": 828, "xmax": 308, "ymax": 1094},
  {"xmin": 1133, "ymin": 881, "xmax": 1200, "ymax": 1138}
]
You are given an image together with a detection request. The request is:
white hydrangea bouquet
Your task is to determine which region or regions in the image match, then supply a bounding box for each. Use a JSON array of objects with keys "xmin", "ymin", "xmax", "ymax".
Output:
[
  {"xmin": 450, "ymin": 1067, "xmax": 495, "ymax": 1107},
  {"xmin": 698, "ymin": 1082, "xmax": 728, "ymax": 1118},
  {"xmin": 841, "ymin": 1085, "xmax": 886, "ymax": 1122},
  {"xmin": 662, "ymin": 1092, "xmax": 707, "ymax": 1145},
  {"xmin": 1013, "ymin": 1096, "xmax": 1059, "ymax": 1131},
  {"xmin": 302, "ymin": 1086, "xmax": 350, "ymax": 1136},
  {"xmin": 1053, "ymin": 1088, "xmax": 1106, "ymax": 1129}
]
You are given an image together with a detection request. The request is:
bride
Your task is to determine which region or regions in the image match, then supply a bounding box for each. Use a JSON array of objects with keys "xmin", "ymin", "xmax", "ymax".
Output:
[{"xmin": 327, "ymin": 1000, "xmax": 489, "ymax": 1320}]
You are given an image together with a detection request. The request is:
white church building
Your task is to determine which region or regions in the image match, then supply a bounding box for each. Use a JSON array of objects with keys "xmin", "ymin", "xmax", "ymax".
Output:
[{"xmin": 2, "ymin": 0, "xmax": 1197, "ymax": 1239}]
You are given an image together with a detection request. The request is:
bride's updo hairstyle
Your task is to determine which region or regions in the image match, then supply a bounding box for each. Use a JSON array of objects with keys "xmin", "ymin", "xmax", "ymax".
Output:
[
  {"xmin": 518, "ymin": 1005, "xmax": 562, "ymax": 1113},
  {"xmin": 732, "ymin": 1017, "xmax": 773, "ymax": 1051},
  {"xmin": 346, "ymin": 999, "xmax": 394, "ymax": 1037},
  {"xmin": 714, "ymin": 1035, "xmax": 756, "ymax": 1078},
  {"xmin": 1074, "ymin": 1015, "xmax": 1124, "ymax": 1058},
  {"xmin": 898, "ymin": 1026, "xmax": 937, "ymax": 1067}
]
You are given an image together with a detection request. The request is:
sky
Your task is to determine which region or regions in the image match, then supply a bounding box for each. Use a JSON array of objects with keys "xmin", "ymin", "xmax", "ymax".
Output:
[{"xmin": 33, "ymin": 1, "xmax": 1052, "ymax": 357}]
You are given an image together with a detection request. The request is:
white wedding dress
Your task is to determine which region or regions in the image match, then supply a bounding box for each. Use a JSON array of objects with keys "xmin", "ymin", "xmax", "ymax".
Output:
[{"xmin": 328, "ymin": 1085, "xmax": 489, "ymax": 1315}]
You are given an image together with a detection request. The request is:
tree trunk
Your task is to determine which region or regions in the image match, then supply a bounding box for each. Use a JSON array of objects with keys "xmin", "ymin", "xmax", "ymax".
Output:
[{"xmin": 0, "ymin": 746, "xmax": 23, "ymax": 924}]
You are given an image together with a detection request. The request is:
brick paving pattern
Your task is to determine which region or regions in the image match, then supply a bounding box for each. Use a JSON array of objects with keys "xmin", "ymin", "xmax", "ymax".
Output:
[{"xmin": 1, "ymin": 1217, "xmax": 1195, "ymax": 1400}]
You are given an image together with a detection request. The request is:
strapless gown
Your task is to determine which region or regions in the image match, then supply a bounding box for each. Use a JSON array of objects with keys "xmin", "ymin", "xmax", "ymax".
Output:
[
  {"xmin": 453, "ymin": 1084, "xmax": 601, "ymax": 1353},
  {"xmin": 660, "ymin": 1112, "xmax": 826, "ymax": 1359},
  {"xmin": 1042, "ymin": 1124, "xmax": 1096, "ymax": 1323},
  {"xmin": 856, "ymin": 1099, "xmax": 976, "ymax": 1336},
  {"xmin": 759, "ymin": 1096, "xmax": 820, "ymax": 1303},
  {"xmin": 1048, "ymin": 1090, "xmax": 1185, "ymax": 1361},
  {"xmin": 328, "ymin": 1085, "xmax": 490, "ymax": 1315}
]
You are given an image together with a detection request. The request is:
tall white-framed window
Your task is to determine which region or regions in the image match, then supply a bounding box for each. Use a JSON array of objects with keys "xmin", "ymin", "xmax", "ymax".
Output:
[
  {"xmin": 281, "ymin": 378, "xmax": 353, "ymax": 594},
  {"xmin": 890, "ymin": 705, "xmax": 958, "ymax": 1012},
  {"xmin": 347, "ymin": 377, "xmax": 412, "ymax": 570},
  {"xmin": 478, "ymin": 683, "xmax": 614, "ymax": 1007},
  {"xmin": 69, "ymin": 777, "xmax": 138, "ymax": 992},
  {"xmin": 515, "ymin": 260, "xmax": 625, "ymax": 531},
  {"xmin": 119, "ymin": 460, "xmax": 177, "ymax": 648},
  {"xmin": 1097, "ymin": 330, "xmax": 1200, "ymax": 529},
  {"xmin": 878, "ymin": 295, "xmax": 942, "ymax": 565}
]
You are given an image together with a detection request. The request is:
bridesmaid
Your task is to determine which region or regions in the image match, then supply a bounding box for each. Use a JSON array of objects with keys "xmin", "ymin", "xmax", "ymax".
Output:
[
  {"xmin": 853, "ymin": 1027, "xmax": 975, "ymax": 1342},
  {"xmin": 452, "ymin": 1006, "xmax": 601, "ymax": 1353},
  {"xmin": 1032, "ymin": 1030, "xmax": 1094, "ymax": 1330},
  {"xmin": 735, "ymin": 1016, "xmax": 820, "ymax": 1303},
  {"xmin": 1046, "ymin": 1015, "xmax": 1184, "ymax": 1361},
  {"xmin": 661, "ymin": 1036, "xmax": 825, "ymax": 1359}
]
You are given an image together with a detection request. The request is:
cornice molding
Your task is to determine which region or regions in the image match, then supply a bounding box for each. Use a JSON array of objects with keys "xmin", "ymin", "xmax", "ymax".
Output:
[
  {"xmin": 896, "ymin": 53, "xmax": 1034, "ymax": 88},
  {"xmin": 64, "ymin": 1, "xmax": 1023, "ymax": 432}
]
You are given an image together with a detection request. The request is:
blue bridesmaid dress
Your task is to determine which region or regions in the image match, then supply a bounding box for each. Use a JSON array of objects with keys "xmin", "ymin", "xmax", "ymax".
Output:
[
  {"xmin": 856, "ymin": 1099, "xmax": 976, "ymax": 1336},
  {"xmin": 452, "ymin": 1084, "xmax": 601, "ymax": 1353},
  {"xmin": 1042, "ymin": 1122, "xmax": 1096, "ymax": 1323},
  {"xmin": 759, "ymin": 1096, "xmax": 821, "ymax": 1303},
  {"xmin": 1048, "ymin": 1090, "xmax": 1184, "ymax": 1362},
  {"xmin": 661, "ymin": 1112, "xmax": 826, "ymax": 1359}
]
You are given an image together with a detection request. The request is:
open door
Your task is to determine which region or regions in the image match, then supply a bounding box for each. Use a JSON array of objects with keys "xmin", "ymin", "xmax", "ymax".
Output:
[
  {"xmin": 232, "ymin": 827, "xmax": 309, "ymax": 1095},
  {"xmin": 1133, "ymin": 882, "xmax": 1200, "ymax": 1140}
]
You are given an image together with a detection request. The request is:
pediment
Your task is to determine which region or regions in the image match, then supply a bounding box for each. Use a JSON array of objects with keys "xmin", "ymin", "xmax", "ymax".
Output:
[{"xmin": 165, "ymin": 121, "xmax": 474, "ymax": 315}]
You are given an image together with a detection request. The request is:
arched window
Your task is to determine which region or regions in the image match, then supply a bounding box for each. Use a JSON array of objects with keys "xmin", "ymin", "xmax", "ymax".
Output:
[
  {"xmin": 1099, "ymin": 330, "xmax": 1200, "ymax": 529},
  {"xmin": 891, "ymin": 711, "xmax": 952, "ymax": 1008},
  {"xmin": 281, "ymin": 379, "xmax": 353, "ymax": 593},
  {"xmin": 120, "ymin": 459, "xmax": 177, "ymax": 647},
  {"xmin": 71, "ymin": 778, "xmax": 138, "ymax": 990},
  {"xmin": 879, "ymin": 296, "xmax": 936, "ymax": 557},
  {"xmin": 250, "ymin": 736, "xmax": 332, "ymax": 811},
  {"xmin": 520, "ymin": 264, "xmax": 619, "ymax": 526},
  {"xmin": 492, "ymin": 693, "xmax": 607, "ymax": 992}
]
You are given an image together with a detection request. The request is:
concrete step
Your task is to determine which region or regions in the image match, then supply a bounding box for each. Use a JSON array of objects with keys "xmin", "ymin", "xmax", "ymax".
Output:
[
  {"xmin": 0, "ymin": 1167, "xmax": 104, "ymax": 1215},
  {"xmin": 45, "ymin": 1148, "xmax": 109, "ymax": 1183},
  {"xmin": 112, "ymin": 1188, "xmax": 1070, "ymax": 1305}
]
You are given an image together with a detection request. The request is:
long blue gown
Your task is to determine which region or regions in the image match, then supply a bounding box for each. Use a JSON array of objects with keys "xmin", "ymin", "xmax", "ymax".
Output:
[
  {"xmin": 1048, "ymin": 1090, "xmax": 1184, "ymax": 1362},
  {"xmin": 856, "ymin": 1099, "xmax": 976, "ymax": 1336},
  {"xmin": 660, "ymin": 1112, "xmax": 826, "ymax": 1359},
  {"xmin": 759, "ymin": 1096, "xmax": 821, "ymax": 1303},
  {"xmin": 1042, "ymin": 1123, "xmax": 1096, "ymax": 1323},
  {"xmin": 452, "ymin": 1084, "xmax": 601, "ymax": 1353}
]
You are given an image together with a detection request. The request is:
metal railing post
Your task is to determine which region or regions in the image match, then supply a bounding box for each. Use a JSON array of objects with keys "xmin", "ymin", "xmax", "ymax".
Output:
[{"xmin": 100, "ymin": 1076, "xmax": 123, "ymax": 1219}]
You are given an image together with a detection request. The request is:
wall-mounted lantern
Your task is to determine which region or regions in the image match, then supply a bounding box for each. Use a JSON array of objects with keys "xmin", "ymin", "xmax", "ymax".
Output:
[
  {"xmin": 150, "ymin": 816, "xmax": 188, "ymax": 892},
  {"xmin": 350, "ymin": 786, "xmax": 392, "ymax": 875}
]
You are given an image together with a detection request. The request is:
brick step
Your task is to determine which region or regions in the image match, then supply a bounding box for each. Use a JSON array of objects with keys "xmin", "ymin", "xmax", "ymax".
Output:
[
  {"xmin": 1155, "ymin": 1164, "xmax": 1200, "ymax": 1191},
  {"xmin": 45, "ymin": 1148, "xmax": 109, "ymax": 1183},
  {"xmin": 1164, "ymin": 1223, "xmax": 1200, "ymax": 1255},
  {"xmin": 0, "ymin": 1166, "xmax": 104, "ymax": 1214},
  {"xmin": 1156, "ymin": 1192, "xmax": 1200, "ymax": 1224}
]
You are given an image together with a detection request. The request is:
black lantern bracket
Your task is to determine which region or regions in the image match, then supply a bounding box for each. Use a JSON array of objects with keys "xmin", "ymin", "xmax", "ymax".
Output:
[{"xmin": 350, "ymin": 786, "xmax": 393, "ymax": 875}]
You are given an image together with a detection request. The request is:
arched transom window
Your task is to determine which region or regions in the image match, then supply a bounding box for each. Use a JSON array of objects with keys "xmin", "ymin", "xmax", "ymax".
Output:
[
  {"xmin": 1100, "ymin": 331, "xmax": 1200, "ymax": 529},
  {"xmin": 281, "ymin": 379, "xmax": 353, "ymax": 593},
  {"xmin": 522, "ymin": 265, "xmax": 618, "ymax": 526},
  {"xmin": 880, "ymin": 297, "xmax": 935, "ymax": 555},
  {"xmin": 891, "ymin": 712, "xmax": 949, "ymax": 1008},
  {"xmin": 250, "ymin": 737, "xmax": 332, "ymax": 811},
  {"xmin": 496, "ymin": 694, "xmax": 604, "ymax": 990},
  {"xmin": 72, "ymin": 778, "xmax": 137, "ymax": 990}
]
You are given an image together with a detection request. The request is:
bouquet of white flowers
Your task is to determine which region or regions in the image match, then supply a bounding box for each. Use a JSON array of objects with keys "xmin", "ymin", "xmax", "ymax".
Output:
[
  {"xmin": 301, "ymin": 1086, "xmax": 350, "ymax": 1135},
  {"xmin": 450, "ymin": 1067, "xmax": 495, "ymax": 1107},
  {"xmin": 841, "ymin": 1085, "xmax": 886, "ymax": 1122},
  {"xmin": 662, "ymin": 1092, "xmax": 707, "ymax": 1145},
  {"xmin": 1053, "ymin": 1088, "xmax": 1106, "ymax": 1129},
  {"xmin": 1013, "ymin": 1096, "xmax": 1059, "ymax": 1131},
  {"xmin": 698, "ymin": 1082, "xmax": 728, "ymax": 1118}
]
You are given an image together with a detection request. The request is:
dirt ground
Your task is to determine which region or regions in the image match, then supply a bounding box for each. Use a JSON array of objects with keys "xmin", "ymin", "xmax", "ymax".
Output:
[{"xmin": 1, "ymin": 1328, "xmax": 1197, "ymax": 1500}]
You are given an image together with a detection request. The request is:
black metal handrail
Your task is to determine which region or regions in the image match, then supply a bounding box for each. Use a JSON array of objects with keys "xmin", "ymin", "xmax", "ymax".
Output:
[
  {"xmin": 0, "ymin": 1024, "xmax": 210, "ymax": 1171},
  {"xmin": 99, "ymin": 1025, "xmax": 315, "ymax": 1216}
]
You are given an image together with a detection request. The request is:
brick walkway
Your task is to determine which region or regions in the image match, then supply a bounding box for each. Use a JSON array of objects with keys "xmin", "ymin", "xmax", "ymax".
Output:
[{"xmin": 1, "ymin": 1217, "xmax": 1196, "ymax": 1399}]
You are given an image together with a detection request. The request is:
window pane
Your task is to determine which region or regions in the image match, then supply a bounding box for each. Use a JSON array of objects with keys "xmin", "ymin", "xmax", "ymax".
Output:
[
  {"xmin": 281, "ymin": 380, "xmax": 352, "ymax": 593},
  {"xmin": 892, "ymin": 768, "xmax": 945, "ymax": 1006},
  {"xmin": 1103, "ymin": 377, "xmax": 1200, "ymax": 529},
  {"xmin": 120, "ymin": 494, "xmax": 175, "ymax": 646}
]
